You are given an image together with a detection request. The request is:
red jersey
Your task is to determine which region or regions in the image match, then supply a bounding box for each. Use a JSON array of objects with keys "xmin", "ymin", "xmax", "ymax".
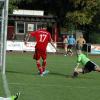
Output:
[{"xmin": 29, "ymin": 29, "xmax": 52, "ymax": 52}]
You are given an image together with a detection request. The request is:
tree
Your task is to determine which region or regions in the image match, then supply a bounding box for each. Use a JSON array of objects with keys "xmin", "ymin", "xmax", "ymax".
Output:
[
  {"xmin": 9, "ymin": 0, "xmax": 100, "ymax": 30},
  {"xmin": 66, "ymin": 0, "xmax": 99, "ymax": 25}
]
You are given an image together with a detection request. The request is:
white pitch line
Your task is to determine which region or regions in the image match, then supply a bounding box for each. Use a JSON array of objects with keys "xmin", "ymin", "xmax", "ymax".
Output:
[{"xmin": 9, "ymin": 82, "xmax": 100, "ymax": 90}]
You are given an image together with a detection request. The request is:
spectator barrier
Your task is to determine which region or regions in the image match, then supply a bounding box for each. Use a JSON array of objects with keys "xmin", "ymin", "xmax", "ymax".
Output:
[
  {"xmin": 6, "ymin": 41, "xmax": 56, "ymax": 52},
  {"xmin": 6, "ymin": 41, "xmax": 100, "ymax": 54}
]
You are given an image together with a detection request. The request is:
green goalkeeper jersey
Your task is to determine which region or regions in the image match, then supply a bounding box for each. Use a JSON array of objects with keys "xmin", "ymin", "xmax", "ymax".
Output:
[{"xmin": 77, "ymin": 53, "xmax": 90, "ymax": 66}]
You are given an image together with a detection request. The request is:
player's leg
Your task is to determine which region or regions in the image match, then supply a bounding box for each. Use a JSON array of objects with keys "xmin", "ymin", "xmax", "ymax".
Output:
[
  {"xmin": 41, "ymin": 52, "xmax": 49, "ymax": 75},
  {"xmin": 36, "ymin": 60, "xmax": 43, "ymax": 75},
  {"xmin": 66, "ymin": 45, "xmax": 70, "ymax": 55},
  {"xmin": 76, "ymin": 44, "xmax": 82, "ymax": 52},
  {"xmin": 33, "ymin": 51, "xmax": 43, "ymax": 75},
  {"xmin": 95, "ymin": 67, "xmax": 100, "ymax": 72},
  {"xmin": 69, "ymin": 48, "xmax": 73, "ymax": 56},
  {"xmin": 88, "ymin": 61, "xmax": 100, "ymax": 72},
  {"xmin": 94, "ymin": 64, "xmax": 100, "ymax": 72},
  {"xmin": 42, "ymin": 60, "xmax": 49, "ymax": 75},
  {"xmin": 81, "ymin": 61, "xmax": 99, "ymax": 74},
  {"xmin": 79, "ymin": 64, "xmax": 100, "ymax": 76},
  {"xmin": 86, "ymin": 61, "xmax": 100, "ymax": 73},
  {"xmin": 42, "ymin": 59, "xmax": 47, "ymax": 72},
  {"xmin": 64, "ymin": 45, "xmax": 68, "ymax": 56},
  {"xmin": 68, "ymin": 45, "xmax": 73, "ymax": 56},
  {"xmin": 41, "ymin": 51, "xmax": 47, "ymax": 72}
]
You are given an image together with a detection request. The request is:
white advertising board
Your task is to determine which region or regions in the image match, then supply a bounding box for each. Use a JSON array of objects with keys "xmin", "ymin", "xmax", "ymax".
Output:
[
  {"xmin": 7, "ymin": 41, "xmax": 23, "ymax": 51},
  {"xmin": 13, "ymin": 10, "xmax": 44, "ymax": 16},
  {"xmin": 91, "ymin": 44, "xmax": 100, "ymax": 54},
  {"xmin": 23, "ymin": 42, "xmax": 36, "ymax": 51},
  {"xmin": 7, "ymin": 41, "xmax": 56, "ymax": 52}
]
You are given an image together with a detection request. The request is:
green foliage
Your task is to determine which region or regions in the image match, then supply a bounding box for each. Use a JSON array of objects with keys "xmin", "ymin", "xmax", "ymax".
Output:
[
  {"xmin": 66, "ymin": 0, "xmax": 99, "ymax": 25},
  {"xmin": 66, "ymin": 11, "xmax": 92, "ymax": 25},
  {"xmin": 9, "ymin": 0, "xmax": 18, "ymax": 13},
  {"xmin": 8, "ymin": 0, "xmax": 33, "ymax": 13},
  {"xmin": 89, "ymin": 32, "xmax": 100, "ymax": 43},
  {"xmin": 8, "ymin": 0, "xmax": 100, "ymax": 32}
]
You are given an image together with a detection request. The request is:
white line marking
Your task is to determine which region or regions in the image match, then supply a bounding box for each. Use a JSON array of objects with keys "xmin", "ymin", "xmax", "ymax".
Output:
[{"xmin": 9, "ymin": 82, "xmax": 100, "ymax": 90}]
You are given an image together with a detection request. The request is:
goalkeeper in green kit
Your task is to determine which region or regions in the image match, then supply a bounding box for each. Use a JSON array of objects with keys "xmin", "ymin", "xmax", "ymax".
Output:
[
  {"xmin": 0, "ymin": 92, "xmax": 20, "ymax": 100},
  {"xmin": 72, "ymin": 50, "xmax": 100, "ymax": 77}
]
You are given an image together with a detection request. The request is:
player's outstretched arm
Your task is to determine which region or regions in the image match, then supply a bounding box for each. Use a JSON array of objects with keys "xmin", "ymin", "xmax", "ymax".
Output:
[
  {"xmin": 72, "ymin": 63, "xmax": 80, "ymax": 78},
  {"xmin": 24, "ymin": 34, "xmax": 31, "ymax": 45},
  {"xmin": 74, "ymin": 63, "xmax": 80, "ymax": 71},
  {"xmin": 50, "ymin": 40, "xmax": 59, "ymax": 51}
]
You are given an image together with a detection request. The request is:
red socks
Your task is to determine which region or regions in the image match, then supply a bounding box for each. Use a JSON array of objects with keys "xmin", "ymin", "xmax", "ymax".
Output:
[
  {"xmin": 36, "ymin": 60, "xmax": 47, "ymax": 74},
  {"xmin": 42, "ymin": 60, "xmax": 46, "ymax": 72},
  {"xmin": 36, "ymin": 61, "xmax": 43, "ymax": 74}
]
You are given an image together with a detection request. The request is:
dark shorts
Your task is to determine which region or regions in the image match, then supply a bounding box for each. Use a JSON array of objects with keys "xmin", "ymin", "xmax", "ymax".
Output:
[
  {"xmin": 67, "ymin": 45, "xmax": 73, "ymax": 49},
  {"xmin": 76, "ymin": 44, "xmax": 82, "ymax": 50},
  {"xmin": 33, "ymin": 49, "xmax": 47, "ymax": 60},
  {"xmin": 83, "ymin": 61, "xmax": 96, "ymax": 73}
]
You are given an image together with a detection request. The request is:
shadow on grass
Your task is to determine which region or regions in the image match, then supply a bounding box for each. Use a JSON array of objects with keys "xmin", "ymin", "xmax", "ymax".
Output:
[
  {"xmin": 6, "ymin": 70, "xmax": 36, "ymax": 76},
  {"xmin": 49, "ymin": 72, "xmax": 72, "ymax": 78},
  {"xmin": 6, "ymin": 70, "xmax": 93, "ymax": 79},
  {"xmin": 6, "ymin": 70, "xmax": 95, "ymax": 80},
  {"xmin": 6, "ymin": 70, "xmax": 72, "ymax": 78}
]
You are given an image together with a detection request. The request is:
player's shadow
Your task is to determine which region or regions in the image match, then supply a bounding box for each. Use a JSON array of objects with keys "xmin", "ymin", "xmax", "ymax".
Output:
[
  {"xmin": 6, "ymin": 70, "xmax": 72, "ymax": 78},
  {"xmin": 50, "ymin": 72, "xmax": 72, "ymax": 78}
]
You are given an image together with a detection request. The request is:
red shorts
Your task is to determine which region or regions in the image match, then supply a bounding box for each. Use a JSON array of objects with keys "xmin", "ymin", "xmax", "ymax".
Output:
[{"xmin": 33, "ymin": 49, "xmax": 47, "ymax": 60}]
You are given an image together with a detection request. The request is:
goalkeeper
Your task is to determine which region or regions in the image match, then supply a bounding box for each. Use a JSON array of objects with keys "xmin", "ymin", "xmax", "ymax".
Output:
[
  {"xmin": 72, "ymin": 50, "xmax": 100, "ymax": 77},
  {"xmin": 0, "ymin": 92, "xmax": 20, "ymax": 100}
]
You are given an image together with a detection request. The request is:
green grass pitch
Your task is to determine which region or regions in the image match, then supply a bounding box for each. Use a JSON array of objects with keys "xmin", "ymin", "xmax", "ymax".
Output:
[{"xmin": 0, "ymin": 52, "xmax": 100, "ymax": 100}]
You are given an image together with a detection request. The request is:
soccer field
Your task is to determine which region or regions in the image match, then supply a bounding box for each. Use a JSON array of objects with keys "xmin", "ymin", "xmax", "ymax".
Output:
[{"xmin": 0, "ymin": 52, "xmax": 100, "ymax": 100}]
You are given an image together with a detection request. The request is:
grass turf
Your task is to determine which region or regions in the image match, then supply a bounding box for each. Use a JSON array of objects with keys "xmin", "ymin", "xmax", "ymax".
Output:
[{"xmin": 0, "ymin": 52, "xmax": 100, "ymax": 100}]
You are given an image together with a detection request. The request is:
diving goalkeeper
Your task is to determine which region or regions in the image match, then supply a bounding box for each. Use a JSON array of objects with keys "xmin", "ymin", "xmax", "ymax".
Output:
[
  {"xmin": 72, "ymin": 50, "xmax": 100, "ymax": 77},
  {"xmin": 0, "ymin": 92, "xmax": 20, "ymax": 100}
]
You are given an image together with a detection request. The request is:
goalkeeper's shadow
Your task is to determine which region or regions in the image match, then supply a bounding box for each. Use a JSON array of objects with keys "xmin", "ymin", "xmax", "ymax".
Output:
[{"xmin": 50, "ymin": 71, "xmax": 72, "ymax": 78}]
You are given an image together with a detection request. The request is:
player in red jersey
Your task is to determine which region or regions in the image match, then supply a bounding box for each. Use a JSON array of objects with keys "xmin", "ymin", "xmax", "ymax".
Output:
[{"xmin": 24, "ymin": 26, "xmax": 56, "ymax": 76}]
